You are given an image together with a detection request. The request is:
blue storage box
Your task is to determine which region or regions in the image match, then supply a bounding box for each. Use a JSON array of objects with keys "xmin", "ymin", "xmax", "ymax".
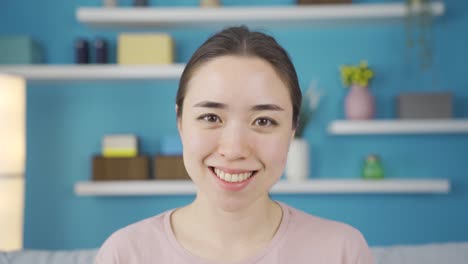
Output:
[{"xmin": 0, "ymin": 36, "xmax": 42, "ymax": 64}]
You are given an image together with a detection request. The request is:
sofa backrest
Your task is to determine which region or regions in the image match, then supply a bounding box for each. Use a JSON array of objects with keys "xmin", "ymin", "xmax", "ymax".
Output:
[
  {"xmin": 2, "ymin": 242, "xmax": 468, "ymax": 264},
  {"xmin": 0, "ymin": 249, "xmax": 97, "ymax": 264},
  {"xmin": 371, "ymin": 242, "xmax": 468, "ymax": 264}
]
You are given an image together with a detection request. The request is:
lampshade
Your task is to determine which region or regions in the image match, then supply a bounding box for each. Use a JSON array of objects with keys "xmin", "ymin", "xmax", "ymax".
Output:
[
  {"xmin": 0, "ymin": 74, "xmax": 25, "ymax": 175},
  {"xmin": 0, "ymin": 74, "xmax": 25, "ymax": 250}
]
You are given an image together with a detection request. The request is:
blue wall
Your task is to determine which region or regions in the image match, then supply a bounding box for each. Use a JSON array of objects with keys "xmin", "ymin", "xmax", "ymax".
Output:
[{"xmin": 1, "ymin": 0, "xmax": 467, "ymax": 249}]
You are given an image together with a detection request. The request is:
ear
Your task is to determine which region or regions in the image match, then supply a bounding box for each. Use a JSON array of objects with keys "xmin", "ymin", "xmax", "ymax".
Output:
[
  {"xmin": 175, "ymin": 104, "xmax": 182, "ymax": 133},
  {"xmin": 290, "ymin": 129, "xmax": 296, "ymax": 141}
]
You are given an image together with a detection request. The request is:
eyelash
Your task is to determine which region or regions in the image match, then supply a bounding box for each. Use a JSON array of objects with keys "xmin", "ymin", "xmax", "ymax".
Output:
[
  {"xmin": 254, "ymin": 117, "xmax": 278, "ymax": 127},
  {"xmin": 197, "ymin": 114, "xmax": 278, "ymax": 127},
  {"xmin": 198, "ymin": 113, "xmax": 221, "ymax": 123}
]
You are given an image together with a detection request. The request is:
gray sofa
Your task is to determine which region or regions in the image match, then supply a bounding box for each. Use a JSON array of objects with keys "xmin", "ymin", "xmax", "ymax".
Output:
[{"xmin": 1, "ymin": 242, "xmax": 468, "ymax": 264}]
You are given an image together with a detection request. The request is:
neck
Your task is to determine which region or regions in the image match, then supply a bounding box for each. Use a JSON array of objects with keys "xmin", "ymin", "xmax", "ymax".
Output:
[{"xmin": 183, "ymin": 193, "xmax": 282, "ymax": 248}]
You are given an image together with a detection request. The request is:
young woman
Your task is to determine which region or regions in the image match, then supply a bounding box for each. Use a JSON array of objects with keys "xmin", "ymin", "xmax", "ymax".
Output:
[{"xmin": 95, "ymin": 26, "xmax": 375, "ymax": 264}]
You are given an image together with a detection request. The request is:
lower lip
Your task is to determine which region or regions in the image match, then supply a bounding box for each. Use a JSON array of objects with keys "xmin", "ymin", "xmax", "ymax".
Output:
[{"xmin": 210, "ymin": 167, "xmax": 256, "ymax": 192}]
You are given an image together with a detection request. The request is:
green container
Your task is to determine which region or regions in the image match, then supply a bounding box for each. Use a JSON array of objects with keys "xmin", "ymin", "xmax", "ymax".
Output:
[
  {"xmin": 0, "ymin": 36, "xmax": 42, "ymax": 64},
  {"xmin": 362, "ymin": 154, "xmax": 385, "ymax": 180}
]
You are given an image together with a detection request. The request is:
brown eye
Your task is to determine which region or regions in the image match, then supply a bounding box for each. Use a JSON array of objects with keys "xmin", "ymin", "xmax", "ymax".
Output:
[
  {"xmin": 254, "ymin": 117, "xmax": 277, "ymax": 127},
  {"xmin": 198, "ymin": 114, "xmax": 221, "ymax": 123}
]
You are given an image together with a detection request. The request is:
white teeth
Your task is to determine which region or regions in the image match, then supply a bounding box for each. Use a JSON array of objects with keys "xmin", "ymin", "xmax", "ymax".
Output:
[
  {"xmin": 217, "ymin": 168, "xmax": 225, "ymax": 180},
  {"xmin": 213, "ymin": 167, "xmax": 254, "ymax": 183},
  {"xmin": 232, "ymin": 174, "xmax": 239, "ymax": 182},
  {"xmin": 225, "ymin": 173, "xmax": 232, "ymax": 181},
  {"xmin": 241, "ymin": 173, "xmax": 248, "ymax": 181}
]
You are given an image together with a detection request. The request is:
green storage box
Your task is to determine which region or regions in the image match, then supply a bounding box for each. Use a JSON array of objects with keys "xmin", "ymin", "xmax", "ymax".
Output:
[{"xmin": 0, "ymin": 36, "xmax": 42, "ymax": 64}]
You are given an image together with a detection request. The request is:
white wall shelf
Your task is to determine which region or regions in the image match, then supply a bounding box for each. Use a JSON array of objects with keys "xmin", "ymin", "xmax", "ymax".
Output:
[
  {"xmin": 328, "ymin": 119, "xmax": 468, "ymax": 135},
  {"xmin": 75, "ymin": 179, "xmax": 450, "ymax": 196},
  {"xmin": 76, "ymin": 2, "xmax": 444, "ymax": 28},
  {"xmin": 0, "ymin": 64, "xmax": 185, "ymax": 81}
]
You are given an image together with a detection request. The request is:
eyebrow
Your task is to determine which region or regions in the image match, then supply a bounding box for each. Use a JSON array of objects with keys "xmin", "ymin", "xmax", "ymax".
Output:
[
  {"xmin": 251, "ymin": 104, "xmax": 284, "ymax": 111},
  {"xmin": 193, "ymin": 101, "xmax": 284, "ymax": 111},
  {"xmin": 193, "ymin": 101, "xmax": 227, "ymax": 109}
]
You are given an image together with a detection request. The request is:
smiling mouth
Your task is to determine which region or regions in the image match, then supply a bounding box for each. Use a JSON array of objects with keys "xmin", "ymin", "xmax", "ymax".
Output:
[{"xmin": 209, "ymin": 167, "xmax": 258, "ymax": 183}]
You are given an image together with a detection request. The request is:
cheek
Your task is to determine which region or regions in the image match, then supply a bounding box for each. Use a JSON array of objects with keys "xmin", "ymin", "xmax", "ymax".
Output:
[
  {"xmin": 180, "ymin": 124, "xmax": 218, "ymax": 181},
  {"xmin": 253, "ymin": 132, "xmax": 292, "ymax": 168},
  {"xmin": 181, "ymin": 122, "xmax": 217, "ymax": 160}
]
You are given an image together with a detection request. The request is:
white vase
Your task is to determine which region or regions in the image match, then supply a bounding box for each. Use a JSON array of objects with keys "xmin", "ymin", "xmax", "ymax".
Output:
[{"xmin": 285, "ymin": 138, "xmax": 309, "ymax": 182}]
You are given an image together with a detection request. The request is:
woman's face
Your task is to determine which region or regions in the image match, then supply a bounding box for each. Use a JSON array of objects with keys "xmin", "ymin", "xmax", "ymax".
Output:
[{"xmin": 178, "ymin": 55, "xmax": 295, "ymax": 211}]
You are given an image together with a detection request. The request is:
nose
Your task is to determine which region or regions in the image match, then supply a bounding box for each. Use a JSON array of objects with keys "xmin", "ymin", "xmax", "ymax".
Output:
[{"xmin": 217, "ymin": 123, "xmax": 251, "ymax": 161}]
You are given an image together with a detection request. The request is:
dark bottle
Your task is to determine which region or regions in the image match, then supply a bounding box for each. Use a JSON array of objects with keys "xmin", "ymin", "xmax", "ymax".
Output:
[
  {"xmin": 75, "ymin": 38, "xmax": 89, "ymax": 64},
  {"xmin": 95, "ymin": 38, "xmax": 108, "ymax": 64},
  {"xmin": 133, "ymin": 0, "xmax": 148, "ymax": 6}
]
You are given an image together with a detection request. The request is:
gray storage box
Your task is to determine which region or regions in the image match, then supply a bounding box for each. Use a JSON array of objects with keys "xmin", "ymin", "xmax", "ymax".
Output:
[
  {"xmin": 397, "ymin": 92, "xmax": 453, "ymax": 119},
  {"xmin": 0, "ymin": 36, "xmax": 42, "ymax": 64}
]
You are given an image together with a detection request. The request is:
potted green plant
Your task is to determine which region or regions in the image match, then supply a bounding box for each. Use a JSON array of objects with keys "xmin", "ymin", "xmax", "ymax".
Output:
[
  {"xmin": 340, "ymin": 60, "xmax": 375, "ymax": 120},
  {"xmin": 405, "ymin": 0, "xmax": 434, "ymax": 69},
  {"xmin": 295, "ymin": 80, "xmax": 322, "ymax": 138},
  {"xmin": 286, "ymin": 81, "xmax": 322, "ymax": 182}
]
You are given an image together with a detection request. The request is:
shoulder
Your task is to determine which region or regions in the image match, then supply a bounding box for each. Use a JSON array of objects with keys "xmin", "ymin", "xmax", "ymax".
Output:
[
  {"xmin": 279, "ymin": 203, "xmax": 375, "ymax": 263},
  {"xmin": 108, "ymin": 211, "xmax": 168, "ymax": 243},
  {"xmin": 283, "ymin": 203, "xmax": 365, "ymax": 243},
  {"xmin": 95, "ymin": 210, "xmax": 172, "ymax": 263}
]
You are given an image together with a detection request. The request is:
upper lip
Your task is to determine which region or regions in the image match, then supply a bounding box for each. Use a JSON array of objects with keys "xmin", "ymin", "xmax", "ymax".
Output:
[{"xmin": 211, "ymin": 166, "xmax": 257, "ymax": 174}]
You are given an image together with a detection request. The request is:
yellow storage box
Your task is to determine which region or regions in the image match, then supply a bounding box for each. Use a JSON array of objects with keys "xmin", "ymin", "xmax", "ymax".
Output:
[
  {"xmin": 118, "ymin": 33, "xmax": 174, "ymax": 65},
  {"xmin": 102, "ymin": 134, "xmax": 138, "ymax": 158}
]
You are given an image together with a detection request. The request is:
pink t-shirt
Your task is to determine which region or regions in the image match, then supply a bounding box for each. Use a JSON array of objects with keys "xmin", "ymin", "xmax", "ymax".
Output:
[{"xmin": 95, "ymin": 202, "xmax": 375, "ymax": 264}]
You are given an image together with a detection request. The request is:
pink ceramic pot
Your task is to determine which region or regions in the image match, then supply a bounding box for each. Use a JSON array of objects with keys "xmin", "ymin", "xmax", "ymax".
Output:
[{"xmin": 345, "ymin": 84, "xmax": 375, "ymax": 120}]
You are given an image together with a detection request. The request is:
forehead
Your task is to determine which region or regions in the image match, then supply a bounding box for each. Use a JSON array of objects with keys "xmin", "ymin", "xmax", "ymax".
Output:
[{"xmin": 185, "ymin": 55, "xmax": 291, "ymax": 106}]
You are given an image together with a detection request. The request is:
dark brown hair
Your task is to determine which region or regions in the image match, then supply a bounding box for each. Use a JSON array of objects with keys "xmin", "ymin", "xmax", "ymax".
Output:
[{"xmin": 176, "ymin": 26, "xmax": 302, "ymax": 129}]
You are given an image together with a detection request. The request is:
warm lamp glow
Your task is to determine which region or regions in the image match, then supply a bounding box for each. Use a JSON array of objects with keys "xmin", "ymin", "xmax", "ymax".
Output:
[
  {"xmin": 0, "ymin": 74, "xmax": 25, "ymax": 250},
  {"xmin": 0, "ymin": 74, "xmax": 25, "ymax": 175},
  {"xmin": 0, "ymin": 178, "xmax": 24, "ymax": 250}
]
